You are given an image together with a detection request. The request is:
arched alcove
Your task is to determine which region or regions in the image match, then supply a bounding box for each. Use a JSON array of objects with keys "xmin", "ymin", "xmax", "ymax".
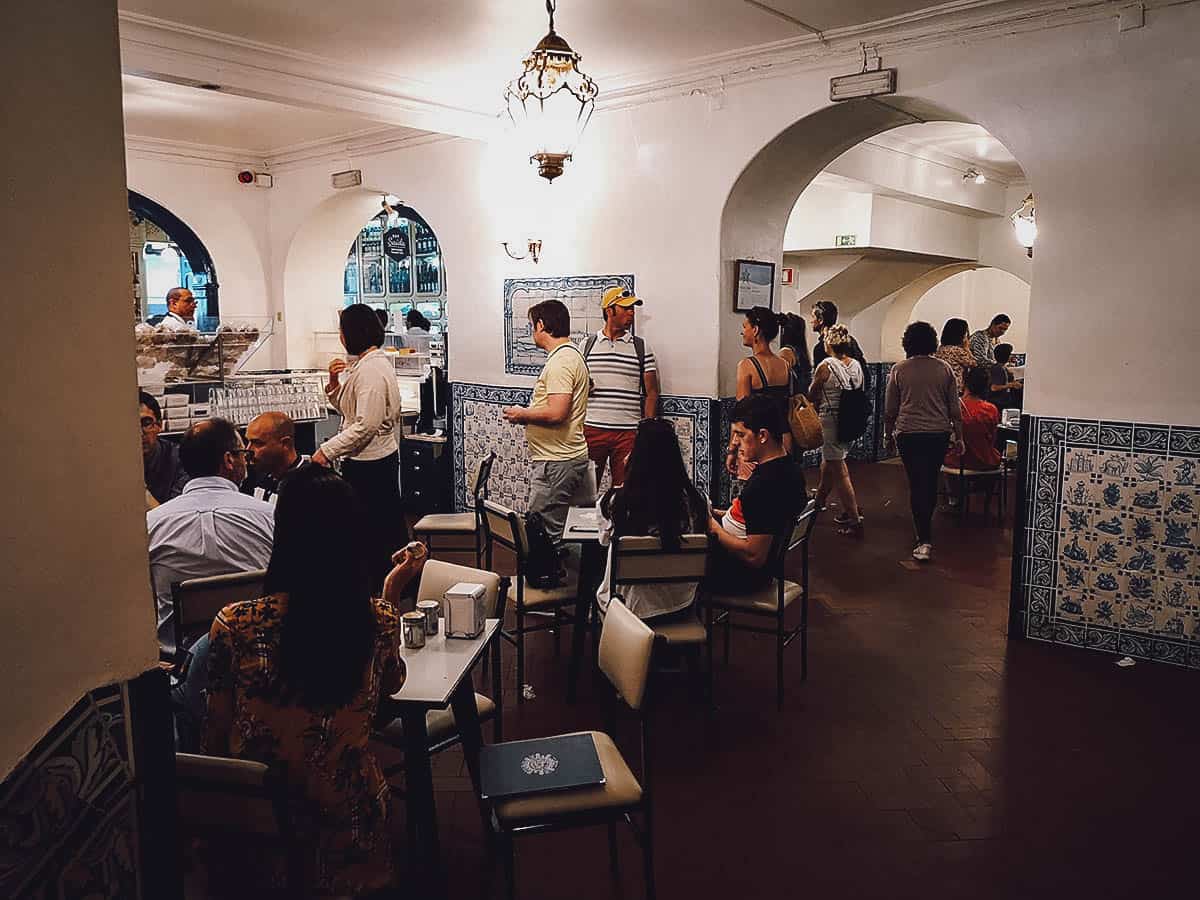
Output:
[
  {"xmin": 129, "ymin": 189, "xmax": 219, "ymax": 323},
  {"xmin": 718, "ymin": 96, "xmax": 1032, "ymax": 394}
]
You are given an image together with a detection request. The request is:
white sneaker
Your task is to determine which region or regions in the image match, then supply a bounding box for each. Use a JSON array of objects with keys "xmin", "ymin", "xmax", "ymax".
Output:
[{"xmin": 912, "ymin": 543, "xmax": 932, "ymax": 562}]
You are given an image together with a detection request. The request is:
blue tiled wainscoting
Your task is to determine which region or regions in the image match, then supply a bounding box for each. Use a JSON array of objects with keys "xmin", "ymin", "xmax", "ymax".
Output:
[{"xmin": 1013, "ymin": 414, "xmax": 1200, "ymax": 668}]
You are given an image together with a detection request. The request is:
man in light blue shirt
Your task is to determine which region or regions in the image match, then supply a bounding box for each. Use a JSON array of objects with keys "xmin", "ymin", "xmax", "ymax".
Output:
[{"xmin": 147, "ymin": 418, "xmax": 274, "ymax": 653}]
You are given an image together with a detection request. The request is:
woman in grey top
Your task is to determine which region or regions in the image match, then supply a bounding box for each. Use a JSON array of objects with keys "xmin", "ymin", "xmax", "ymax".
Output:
[{"xmin": 883, "ymin": 321, "xmax": 965, "ymax": 562}]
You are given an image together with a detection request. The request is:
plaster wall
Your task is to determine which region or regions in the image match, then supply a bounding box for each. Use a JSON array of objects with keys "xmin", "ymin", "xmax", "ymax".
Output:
[
  {"xmin": 909, "ymin": 268, "xmax": 1031, "ymax": 354},
  {"xmin": 0, "ymin": 0, "xmax": 158, "ymax": 776},
  {"xmin": 781, "ymin": 252, "xmax": 862, "ymax": 312},
  {"xmin": 125, "ymin": 154, "xmax": 278, "ymax": 361},
  {"xmin": 783, "ymin": 185, "xmax": 873, "ymax": 250},
  {"xmin": 869, "ymin": 195, "xmax": 981, "ymax": 260}
]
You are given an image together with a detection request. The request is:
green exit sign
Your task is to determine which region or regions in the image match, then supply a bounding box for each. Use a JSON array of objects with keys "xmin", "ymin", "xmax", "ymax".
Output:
[{"xmin": 835, "ymin": 234, "xmax": 857, "ymax": 247}]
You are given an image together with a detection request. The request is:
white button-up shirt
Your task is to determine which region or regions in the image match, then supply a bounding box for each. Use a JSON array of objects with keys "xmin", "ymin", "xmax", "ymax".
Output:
[
  {"xmin": 320, "ymin": 348, "xmax": 402, "ymax": 462},
  {"xmin": 158, "ymin": 311, "xmax": 196, "ymax": 332},
  {"xmin": 146, "ymin": 476, "xmax": 274, "ymax": 650}
]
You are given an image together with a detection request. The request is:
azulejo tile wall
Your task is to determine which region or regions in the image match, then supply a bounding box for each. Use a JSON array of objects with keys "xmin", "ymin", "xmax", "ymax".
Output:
[
  {"xmin": 1017, "ymin": 414, "xmax": 1200, "ymax": 668},
  {"xmin": 1, "ymin": 683, "xmax": 140, "ymax": 898},
  {"xmin": 451, "ymin": 383, "xmax": 713, "ymax": 512},
  {"xmin": 503, "ymin": 275, "xmax": 635, "ymax": 376}
]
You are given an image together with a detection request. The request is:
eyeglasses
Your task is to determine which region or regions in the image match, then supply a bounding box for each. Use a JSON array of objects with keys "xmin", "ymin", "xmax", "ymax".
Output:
[{"xmin": 140, "ymin": 417, "xmax": 159, "ymax": 429}]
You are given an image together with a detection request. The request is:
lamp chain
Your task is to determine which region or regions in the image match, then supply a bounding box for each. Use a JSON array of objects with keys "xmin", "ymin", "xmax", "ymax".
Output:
[{"xmin": 546, "ymin": 0, "xmax": 556, "ymax": 33}]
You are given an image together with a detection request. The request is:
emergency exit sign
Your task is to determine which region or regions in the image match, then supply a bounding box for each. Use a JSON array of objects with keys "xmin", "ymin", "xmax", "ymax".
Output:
[{"xmin": 835, "ymin": 234, "xmax": 857, "ymax": 247}]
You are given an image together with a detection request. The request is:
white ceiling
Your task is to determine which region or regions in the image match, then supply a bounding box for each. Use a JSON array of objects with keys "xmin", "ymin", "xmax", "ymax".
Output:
[
  {"xmin": 119, "ymin": 0, "xmax": 947, "ymax": 100},
  {"xmin": 873, "ymin": 123, "xmax": 1025, "ymax": 181}
]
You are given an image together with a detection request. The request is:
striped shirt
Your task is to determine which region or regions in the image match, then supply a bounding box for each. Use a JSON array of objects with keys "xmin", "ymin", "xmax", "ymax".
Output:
[
  {"xmin": 968, "ymin": 329, "xmax": 997, "ymax": 367},
  {"xmin": 578, "ymin": 330, "xmax": 658, "ymax": 430}
]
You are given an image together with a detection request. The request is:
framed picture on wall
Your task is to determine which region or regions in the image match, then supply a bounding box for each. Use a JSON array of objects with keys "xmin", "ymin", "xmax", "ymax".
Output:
[
  {"xmin": 781, "ymin": 267, "xmax": 794, "ymax": 287},
  {"xmin": 733, "ymin": 259, "xmax": 775, "ymax": 312}
]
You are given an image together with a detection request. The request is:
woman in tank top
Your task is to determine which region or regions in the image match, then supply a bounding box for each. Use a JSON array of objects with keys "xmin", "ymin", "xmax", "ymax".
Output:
[
  {"xmin": 725, "ymin": 307, "xmax": 795, "ymax": 482},
  {"xmin": 809, "ymin": 324, "xmax": 865, "ymax": 536}
]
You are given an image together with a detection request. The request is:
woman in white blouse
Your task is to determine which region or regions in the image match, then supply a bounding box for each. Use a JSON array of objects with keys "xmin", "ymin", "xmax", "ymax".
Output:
[{"xmin": 312, "ymin": 304, "xmax": 405, "ymax": 590}]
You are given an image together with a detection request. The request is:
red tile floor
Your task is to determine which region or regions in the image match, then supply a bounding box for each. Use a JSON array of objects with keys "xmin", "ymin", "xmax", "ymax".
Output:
[{"xmin": 345, "ymin": 461, "xmax": 1200, "ymax": 897}]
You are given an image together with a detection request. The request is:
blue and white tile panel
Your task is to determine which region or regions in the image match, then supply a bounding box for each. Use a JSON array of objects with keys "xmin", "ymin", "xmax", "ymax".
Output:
[{"xmin": 1018, "ymin": 414, "xmax": 1200, "ymax": 668}]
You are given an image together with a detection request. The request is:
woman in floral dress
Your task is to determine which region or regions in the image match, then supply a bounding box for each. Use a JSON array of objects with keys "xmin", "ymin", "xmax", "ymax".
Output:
[
  {"xmin": 203, "ymin": 465, "xmax": 426, "ymax": 897},
  {"xmin": 934, "ymin": 318, "xmax": 974, "ymax": 395}
]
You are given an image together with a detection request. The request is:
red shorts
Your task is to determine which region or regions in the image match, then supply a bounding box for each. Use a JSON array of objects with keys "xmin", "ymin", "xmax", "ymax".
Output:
[{"xmin": 584, "ymin": 426, "xmax": 638, "ymax": 486}]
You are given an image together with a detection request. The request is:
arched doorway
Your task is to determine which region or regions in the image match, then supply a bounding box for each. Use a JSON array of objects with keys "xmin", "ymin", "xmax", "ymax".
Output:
[{"xmin": 129, "ymin": 189, "xmax": 219, "ymax": 325}]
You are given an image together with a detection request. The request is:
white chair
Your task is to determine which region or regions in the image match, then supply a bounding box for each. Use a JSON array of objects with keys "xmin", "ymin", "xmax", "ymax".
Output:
[{"xmin": 486, "ymin": 598, "xmax": 658, "ymax": 900}]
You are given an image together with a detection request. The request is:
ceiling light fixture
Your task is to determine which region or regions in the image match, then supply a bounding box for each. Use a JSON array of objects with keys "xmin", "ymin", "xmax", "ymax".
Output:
[
  {"xmin": 1011, "ymin": 193, "xmax": 1037, "ymax": 257},
  {"xmin": 503, "ymin": 0, "xmax": 598, "ymax": 182},
  {"xmin": 964, "ymin": 168, "xmax": 987, "ymax": 185}
]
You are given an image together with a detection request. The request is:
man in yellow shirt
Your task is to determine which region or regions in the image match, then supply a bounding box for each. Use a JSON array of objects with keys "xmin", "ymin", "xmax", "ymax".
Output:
[{"xmin": 503, "ymin": 299, "xmax": 590, "ymax": 544}]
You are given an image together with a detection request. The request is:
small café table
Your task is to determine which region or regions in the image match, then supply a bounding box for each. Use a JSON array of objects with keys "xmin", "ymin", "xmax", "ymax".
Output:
[
  {"xmin": 561, "ymin": 506, "xmax": 605, "ymax": 703},
  {"xmin": 388, "ymin": 617, "xmax": 501, "ymax": 881}
]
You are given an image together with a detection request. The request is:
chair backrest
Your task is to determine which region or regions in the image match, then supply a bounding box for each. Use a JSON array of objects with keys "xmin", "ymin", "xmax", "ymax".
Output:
[
  {"xmin": 598, "ymin": 597, "xmax": 656, "ymax": 711},
  {"xmin": 569, "ymin": 461, "xmax": 598, "ymax": 507},
  {"xmin": 766, "ymin": 500, "xmax": 819, "ymax": 576},
  {"xmin": 481, "ymin": 498, "xmax": 526, "ymax": 557},
  {"xmin": 418, "ymin": 558, "xmax": 507, "ymax": 619},
  {"xmin": 471, "ymin": 451, "xmax": 497, "ymax": 503},
  {"xmin": 175, "ymin": 752, "xmax": 283, "ymax": 837},
  {"xmin": 611, "ymin": 534, "xmax": 710, "ymax": 591},
  {"xmin": 172, "ymin": 569, "xmax": 267, "ymax": 651}
]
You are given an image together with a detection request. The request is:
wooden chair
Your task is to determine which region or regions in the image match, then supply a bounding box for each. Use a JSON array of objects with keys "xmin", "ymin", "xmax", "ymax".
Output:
[
  {"xmin": 175, "ymin": 752, "xmax": 301, "ymax": 893},
  {"xmin": 610, "ymin": 534, "xmax": 712, "ymax": 700},
  {"xmin": 702, "ymin": 501, "xmax": 819, "ymax": 709},
  {"xmin": 170, "ymin": 569, "xmax": 267, "ymax": 666},
  {"xmin": 940, "ymin": 461, "xmax": 1006, "ymax": 524},
  {"xmin": 413, "ymin": 451, "xmax": 496, "ymax": 564},
  {"xmin": 486, "ymin": 597, "xmax": 658, "ymax": 900},
  {"xmin": 481, "ymin": 499, "xmax": 578, "ymax": 703},
  {"xmin": 374, "ymin": 560, "xmax": 510, "ymax": 773}
]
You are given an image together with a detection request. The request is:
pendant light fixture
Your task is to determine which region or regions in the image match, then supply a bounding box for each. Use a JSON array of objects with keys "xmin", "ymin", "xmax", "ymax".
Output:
[
  {"xmin": 1011, "ymin": 193, "xmax": 1037, "ymax": 258},
  {"xmin": 503, "ymin": 0, "xmax": 599, "ymax": 182}
]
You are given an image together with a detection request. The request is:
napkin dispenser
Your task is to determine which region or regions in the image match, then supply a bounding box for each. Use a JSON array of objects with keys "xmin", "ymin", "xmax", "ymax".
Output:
[
  {"xmin": 444, "ymin": 582, "xmax": 487, "ymax": 639},
  {"xmin": 1001, "ymin": 408, "xmax": 1021, "ymax": 429}
]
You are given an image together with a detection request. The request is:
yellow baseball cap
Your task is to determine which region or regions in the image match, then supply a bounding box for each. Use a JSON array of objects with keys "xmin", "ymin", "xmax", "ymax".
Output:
[{"xmin": 600, "ymin": 286, "xmax": 643, "ymax": 309}]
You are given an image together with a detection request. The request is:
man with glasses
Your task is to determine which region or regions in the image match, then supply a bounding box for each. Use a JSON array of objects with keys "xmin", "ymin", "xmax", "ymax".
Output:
[
  {"xmin": 147, "ymin": 417, "xmax": 274, "ymax": 653},
  {"xmin": 140, "ymin": 391, "xmax": 189, "ymax": 505},
  {"xmin": 158, "ymin": 287, "xmax": 198, "ymax": 331}
]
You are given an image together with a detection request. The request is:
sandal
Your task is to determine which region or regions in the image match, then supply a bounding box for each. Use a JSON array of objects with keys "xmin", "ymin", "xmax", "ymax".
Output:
[{"xmin": 835, "ymin": 514, "xmax": 865, "ymax": 537}]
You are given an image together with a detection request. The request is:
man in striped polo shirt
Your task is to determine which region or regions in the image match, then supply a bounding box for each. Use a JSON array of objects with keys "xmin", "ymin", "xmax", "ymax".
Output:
[{"xmin": 578, "ymin": 286, "xmax": 660, "ymax": 486}]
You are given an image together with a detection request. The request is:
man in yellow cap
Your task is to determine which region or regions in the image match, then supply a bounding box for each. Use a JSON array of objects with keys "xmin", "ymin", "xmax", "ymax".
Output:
[{"xmin": 578, "ymin": 285, "xmax": 660, "ymax": 485}]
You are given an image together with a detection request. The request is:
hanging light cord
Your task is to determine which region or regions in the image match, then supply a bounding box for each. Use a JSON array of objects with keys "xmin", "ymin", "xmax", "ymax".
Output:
[{"xmin": 742, "ymin": 0, "xmax": 826, "ymax": 43}]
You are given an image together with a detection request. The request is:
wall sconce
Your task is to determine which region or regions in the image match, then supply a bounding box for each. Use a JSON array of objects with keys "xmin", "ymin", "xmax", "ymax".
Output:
[
  {"xmin": 963, "ymin": 167, "xmax": 986, "ymax": 184},
  {"xmin": 503, "ymin": 239, "xmax": 543, "ymax": 264},
  {"xmin": 1010, "ymin": 193, "xmax": 1036, "ymax": 258}
]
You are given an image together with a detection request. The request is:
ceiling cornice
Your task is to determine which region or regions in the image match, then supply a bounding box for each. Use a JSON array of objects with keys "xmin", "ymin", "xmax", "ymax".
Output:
[{"xmin": 125, "ymin": 134, "xmax": 266, "ymax": 169}]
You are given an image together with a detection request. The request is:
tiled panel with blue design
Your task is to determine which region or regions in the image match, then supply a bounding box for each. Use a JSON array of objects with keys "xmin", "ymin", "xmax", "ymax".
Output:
[
  {"xmin": 0, "ymin": 683, "xmax": 141, "ymax": 899},
  {"xmin": 503, "ymin": 274, "xmax": 635, "ymax": 376},
  {"xmin": 1016, "ymin": 413, "xmax": 1200, "ymax": 668},
  {"xmin": 451, "ymin": 382, "xmax": 712, "ymax": 513}
]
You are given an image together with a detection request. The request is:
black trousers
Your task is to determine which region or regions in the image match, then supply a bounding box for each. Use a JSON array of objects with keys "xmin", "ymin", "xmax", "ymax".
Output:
[
  {"xmin": 341, "ymin": 451, "xmax": 408, "ymax": 593},
  {"xmin": 897, "ymin": 432, "xmax": 950, "ymax": 545}
]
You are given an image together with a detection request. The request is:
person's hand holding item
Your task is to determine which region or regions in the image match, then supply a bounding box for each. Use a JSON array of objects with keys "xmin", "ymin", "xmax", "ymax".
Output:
[
  {"xmin": 382, "ymin": 541, "xmax": 428, "ymax": 605},
  {"xmin": 737, "ymin": 459, "xmax": 757, "ymax": 481},
  {"xmin": 327, "ymin": 357, "xmax": 347, "ymax": 391},
  {"xmin": 311, "ymin": 448, "xmax": 331, "ymax": 467}
]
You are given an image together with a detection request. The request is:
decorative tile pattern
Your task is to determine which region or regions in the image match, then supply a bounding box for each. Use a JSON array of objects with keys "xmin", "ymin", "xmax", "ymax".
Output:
[
  {"xmin": 503, "ymin": 274, "xmax": 635, "ymax": 375},
  {"xmin": 451, "ymin": 382, "xmax": 711, "ymax": 513},
  {"xmin": 1017, "ymin": 414, "xmax": 1200, "ymax": 668},
  {"xmin": 0, "ymin": 684, "xmax": 140, "ymax": 899}
]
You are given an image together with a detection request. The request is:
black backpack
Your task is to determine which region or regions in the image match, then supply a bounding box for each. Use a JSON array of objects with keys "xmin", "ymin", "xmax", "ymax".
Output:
[
  {"xmin": 830, "ymin": 362, "xmax": 870, "ymax": 443},
  {"xmin": 523, "ymin": 511, "xmax": 566, "ymax": 589}
]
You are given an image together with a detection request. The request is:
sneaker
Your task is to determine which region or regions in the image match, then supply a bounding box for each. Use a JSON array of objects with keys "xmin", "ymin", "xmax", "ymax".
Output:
[{"xmin": 912, "ymin": 543, "xmax": 932, "ymax": 562}]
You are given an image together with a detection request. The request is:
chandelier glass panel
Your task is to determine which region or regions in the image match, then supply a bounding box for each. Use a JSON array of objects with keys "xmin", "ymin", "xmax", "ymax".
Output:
[{"xmin": 503, "ymin": 0, "xmax": 598, "ymax": 182}]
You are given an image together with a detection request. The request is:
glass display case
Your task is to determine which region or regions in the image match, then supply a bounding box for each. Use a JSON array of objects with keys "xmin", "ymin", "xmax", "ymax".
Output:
[
  {"xmin": 135, "ymin": 316, "xmax": 273, "ymax": 386},
  {"xmin": 209, "ymin": 373, "xmax": 329, "ymax": 427}
]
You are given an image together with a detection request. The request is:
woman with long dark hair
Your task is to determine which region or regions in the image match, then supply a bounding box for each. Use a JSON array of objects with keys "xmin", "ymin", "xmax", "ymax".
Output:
[
  {"xmin": 203, "ymin": 465, "xmax": 426, "ymax": 896},
  {"xmin": 312, "ymin": 303, "xmax": 406, "ymax": 592},
  {"xmin": 726, "ymin": 306, "xmax": 795, "ymax": 481},
  {"xmin": 778, "ymin": 312, "xmax": 813, "ymax": 391},
  {"xmin": 596, "ymin": 417, "xmax": 710, "ymax": 620}
]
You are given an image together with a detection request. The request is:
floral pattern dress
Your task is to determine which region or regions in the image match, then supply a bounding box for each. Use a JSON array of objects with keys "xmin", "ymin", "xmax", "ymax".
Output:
[
  {"xmin": 203, "ymin": 594, "xmax": 405, "ymax": 896},
  {"xmin": 934, "ymin": 345, "xmax": 974, "ymax": 395}
]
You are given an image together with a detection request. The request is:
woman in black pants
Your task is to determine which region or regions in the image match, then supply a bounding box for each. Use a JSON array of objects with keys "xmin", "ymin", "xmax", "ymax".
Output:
[
  {"xmin": 883, "ymin": 322, "xmax": 964, "ymax": 563},
  {"xmin": 312, "ymin": 304, "xmax": 407, "ymax": 591}
]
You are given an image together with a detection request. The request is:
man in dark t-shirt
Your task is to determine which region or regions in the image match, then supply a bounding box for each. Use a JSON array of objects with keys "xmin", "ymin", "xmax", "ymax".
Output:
[{"xmin": 707, "ymin": 395, "xmax": 806, "ymax": 594}]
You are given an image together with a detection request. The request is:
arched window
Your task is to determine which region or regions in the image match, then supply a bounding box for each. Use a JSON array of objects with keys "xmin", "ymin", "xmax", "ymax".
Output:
[{"xmin": 129, "ymin": 190, "xmax": 219, "ymax": 326}]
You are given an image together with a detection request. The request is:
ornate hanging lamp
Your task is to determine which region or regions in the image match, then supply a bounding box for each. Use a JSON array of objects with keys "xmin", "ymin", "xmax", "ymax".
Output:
[
  {"xmin": 1011, "ymin": 193, "xmax": 1037, "ymax": 258},
  {"xmin": 503, "ymin": 0, "xmax": 599, "ymax": 182}
]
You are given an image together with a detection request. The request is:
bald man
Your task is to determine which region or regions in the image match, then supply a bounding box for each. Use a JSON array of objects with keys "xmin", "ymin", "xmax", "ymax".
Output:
[
  {"xmin": 158, "ymin": 287, "xmax": 198, "ymax": 331},
  {"xmin": 243, "ymin": 411, "xmax": 310, "ymax": 504}
]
